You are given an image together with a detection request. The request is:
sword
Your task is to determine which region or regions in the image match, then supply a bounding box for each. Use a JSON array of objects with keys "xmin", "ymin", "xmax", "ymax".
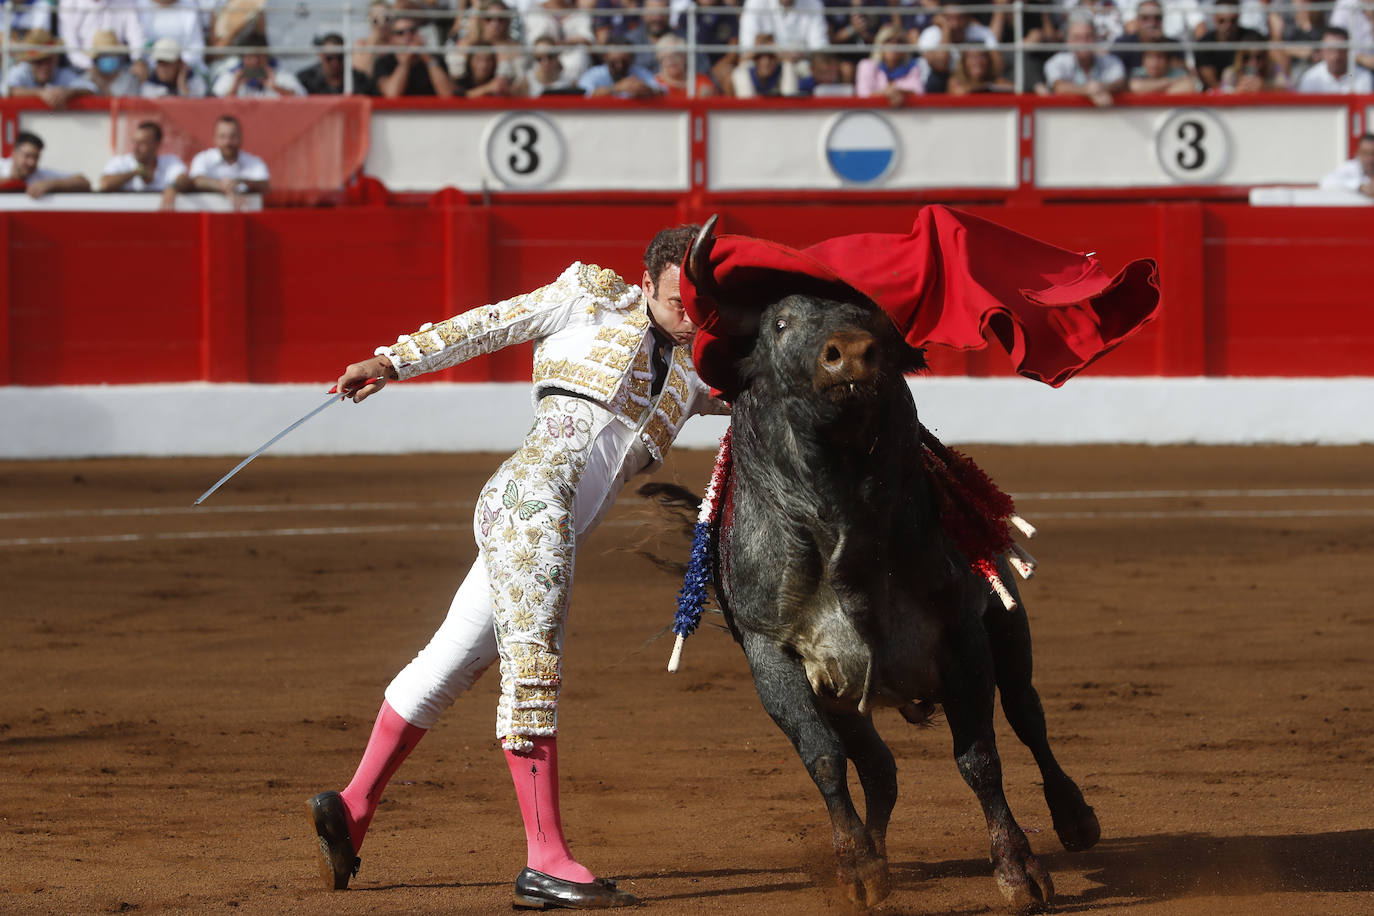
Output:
[{"xmin": 192, "ymin": 380, "xmax": 380, "ymax": 506}]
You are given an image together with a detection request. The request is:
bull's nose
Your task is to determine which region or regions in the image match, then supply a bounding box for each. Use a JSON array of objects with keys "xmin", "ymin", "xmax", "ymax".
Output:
[{"xmin": 819, "ymin": 331, "xmax": 878, "ymax": 384}]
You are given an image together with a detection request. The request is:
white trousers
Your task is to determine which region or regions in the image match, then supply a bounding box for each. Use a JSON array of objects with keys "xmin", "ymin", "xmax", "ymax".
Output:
[{"xmin": 384, "ymin": 395, "xmax": 649, "ymax": 749}]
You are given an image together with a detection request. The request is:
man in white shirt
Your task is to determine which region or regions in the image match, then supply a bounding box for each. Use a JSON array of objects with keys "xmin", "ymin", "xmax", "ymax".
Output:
[
  {"xmin": 1318, "ymin": 133, "xmax": 1374, "ymax": 198},
  {"xmin": 1298, "ymin": 26, "xmax": 1374, "ymax": 93},
  {"xmin": 141, "ymin": 37, "xmax": 209, "ymax": 98},
  {"xmin": 738, "ymin": 0, "xmax": 829, "ymax": 54},
  {"xmin": 211, "ymin": 34, "xmax": 306, "ymax": 98},
  {"xmin": 0, "ymin": 130, "xmax": 92, "ymax": 198},
  {"xmin": 56, "ymin": 0, "xmax": 146, "ymax": 70},
  {"xmin": 917, "ymin": 3, "xmax": 999, "ymax": 89},
  {"xmin": 99, "ymin": 120, "xmax": 187, "ymax": 209},
  {"xmin": 182, "ymin": 114, "xmax": 270, "ymax": 209},
  {"xmin": 1043, "ymin": 16, "xmax": 1126, "ymax": 106}
]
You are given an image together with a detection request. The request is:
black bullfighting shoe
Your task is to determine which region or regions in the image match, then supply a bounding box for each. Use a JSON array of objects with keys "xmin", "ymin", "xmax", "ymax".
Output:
[
  {"xmin": 306, "ymin": 790, "xmax": 361, "ymax": 890},
  {"xmin": 512, "ymin": 867, "xmax": 641, "ymax": 909}
]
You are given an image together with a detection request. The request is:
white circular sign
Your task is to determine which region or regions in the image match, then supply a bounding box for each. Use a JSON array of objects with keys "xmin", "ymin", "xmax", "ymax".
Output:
[
  {"xmin": 821, "ymin": 110, "xmax": 901, "ymax": 185},
  {"xmin": 1154, "ymin": 108, "xmax": 1230, "ymax": 184},
  {"xmin": 483, "ymin": 112, "xmax": 565, "ymax": 189}
]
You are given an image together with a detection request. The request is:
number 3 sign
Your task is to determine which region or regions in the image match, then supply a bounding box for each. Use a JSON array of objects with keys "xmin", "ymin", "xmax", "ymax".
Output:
[
  {"xmin": 483, "ymin": 112, "xmax": 566, "ymax": 188},
  {"xmin": 1154, "ymin": 108, "xmax": 1230, "ymax": 184}
]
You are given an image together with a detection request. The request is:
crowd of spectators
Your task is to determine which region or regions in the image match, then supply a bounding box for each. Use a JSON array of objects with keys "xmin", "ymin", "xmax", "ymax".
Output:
[{"xmin": 2, "ymin": 0, "xmax": 1372, "ymax": 103}]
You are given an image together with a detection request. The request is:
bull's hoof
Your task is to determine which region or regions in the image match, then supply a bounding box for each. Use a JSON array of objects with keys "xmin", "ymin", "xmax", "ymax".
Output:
[
  {"xmin": 1052, "ymin": 800, "xmax": 1101, "ymax": 852},
  {"xmin": 993, "ymin": 849, "xmax": 1053, "ymax": 912},
  {"xmin": 1046, "ymin": 781, "xmax": 1101, "ymax": 852},
  {"xmin": 837, "ymin": 857, "xmax": 891, "ymax": 910}
]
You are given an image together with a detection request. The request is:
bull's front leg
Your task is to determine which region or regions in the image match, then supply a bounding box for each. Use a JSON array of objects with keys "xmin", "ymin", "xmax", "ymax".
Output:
[
  {"xmin": 940, "ymin": 623, "xmax": 1053, "ymax": 911},
  {"xmin": 738, "ymin": 631, "xmax": 891, "ymax": 909}
]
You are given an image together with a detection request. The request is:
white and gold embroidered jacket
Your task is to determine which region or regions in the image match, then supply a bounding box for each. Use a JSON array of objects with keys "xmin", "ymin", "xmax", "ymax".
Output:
[{"xmin": 376, "ymin": 261, "xmax": 728, "ymax": 467}]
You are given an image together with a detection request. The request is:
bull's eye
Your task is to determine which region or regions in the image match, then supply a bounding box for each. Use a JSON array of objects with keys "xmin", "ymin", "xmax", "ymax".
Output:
[{"xmin": 774, "ymin": 318, "xmax": 788, "ymax": 334}]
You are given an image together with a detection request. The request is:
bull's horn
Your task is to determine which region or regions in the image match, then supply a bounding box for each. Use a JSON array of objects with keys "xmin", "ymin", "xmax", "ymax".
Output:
[{"xmin": 686, "ymin": 214, "xmax": 719, "ymax": 289}]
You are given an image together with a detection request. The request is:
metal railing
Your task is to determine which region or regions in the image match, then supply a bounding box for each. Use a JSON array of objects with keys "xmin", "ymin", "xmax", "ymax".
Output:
[{"xmin": 2, "ymin": 1, "xmax": 1371, "ymax": 99}]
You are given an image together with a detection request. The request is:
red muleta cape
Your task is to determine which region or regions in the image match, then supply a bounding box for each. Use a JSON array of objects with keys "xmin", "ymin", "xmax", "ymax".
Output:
[{"xmin": 681, "ymin": 205, "xmax": 1162, "ymax": 400}]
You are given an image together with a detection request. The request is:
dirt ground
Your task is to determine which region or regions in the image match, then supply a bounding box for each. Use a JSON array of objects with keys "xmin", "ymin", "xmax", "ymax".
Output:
[{"xmin": 1, "ymin": 445, "xmax": 1372, "ymax": 915}]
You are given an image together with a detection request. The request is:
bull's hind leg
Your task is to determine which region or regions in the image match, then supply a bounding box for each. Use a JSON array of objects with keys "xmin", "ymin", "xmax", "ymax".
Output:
[
  {"xmin": 739, "ymin": 632, "xmax": 890, "ymax": 909},
  {"xmin": 941, "ymin": 623, "xmax": 1053, "ymax": 910},
  {"xmin": 984, "ymin": 597, "xmax": 1100, "ymax": 852}
]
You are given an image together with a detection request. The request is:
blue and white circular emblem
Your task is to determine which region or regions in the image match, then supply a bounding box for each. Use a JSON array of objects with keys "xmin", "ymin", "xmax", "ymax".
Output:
[{"xmin": 822, "ymin": 111, "xmax": 900, "ymax": 185}]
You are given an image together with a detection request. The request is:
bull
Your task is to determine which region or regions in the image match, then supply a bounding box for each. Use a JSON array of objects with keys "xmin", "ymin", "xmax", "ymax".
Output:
[{"xmin": 678, "ymin": 221, "xmax": 1101, "ymax": 910}]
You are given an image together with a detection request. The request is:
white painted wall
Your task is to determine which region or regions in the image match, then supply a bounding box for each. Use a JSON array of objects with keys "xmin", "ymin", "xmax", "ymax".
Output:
[
  {"xmin": 3, "ymin": 378, "xmax": 1372, "ymax": 460},
  {"xmin": 1035, "ymin": 106, "xmax": 1345, "ymax": 188},
  {"xmin": 708, "ymin": 108, "xmax": 1018, "ymax": 190}
]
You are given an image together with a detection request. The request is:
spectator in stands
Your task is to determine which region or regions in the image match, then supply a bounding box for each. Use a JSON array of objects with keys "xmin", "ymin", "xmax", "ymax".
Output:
[
  {"xmin": 1318, "ymin": 132, "xmax": 1374, "ymax": 197},
  {"xmin": 1219, "ymin": 47, "xmax": 1292, "ymax": 92},
  {"xmin": 299, "ymin": 33, "xmax": 379, "ymax": 94},
  {"xmin": 653, "ymin": 33, "xmax": 718, "ymax": 96},
  {"xmin": 99, "ymin": 120, "xmax": 185, "ymax": 209},
  {"xmin": 5, "ymin": 28, "xmax": 97, "ymax": 108},
  {"xmin": 8, "ymin": 0, "xmax": 55, "ymax": 37},
  {"xmin": 1194, "ymin": 0, "xmax": 1265, "ymax": 90},
  {"xmin": 949, "ymin": 46, "xmax": 1012, "ymax": 93},
  {"xmin": 1041, "ymin": 15, "xmax": 1124, "ymax": 106},
  {"xmin": 1112, "ymin": 0, "xmax": 1186, "ymax": 73},
  {"xmin": 140, "ymin": 0, "xmax": 206, "ymax": 73},
  {"xmin": 1128, "ymin": 47, "xmax": 1197, "ymax": 93},
  {"xmin": 183, "ymin": 114, "xmax": 270, "ymax": 209},
  {"xmin": 676, "ymin": 0, "xmax": 741, "ymax": 85},
  {"xmin": 514, "ymin": 35, "xmax": 581, "ymax": 95},
  {"xmin": 213, "ymin": 33, "xmax": 306, "ymax": 97},
  {"xmin": 855, "ymin": 23, "xmax": 926, "ymax": 101},
  {"xmin": 731, "ymin": 33, "xmax": 799, "ymax": 96},
  {"xmin": 353, "ymin": 0, "xmax": 394, "ymax": 76},
  {"xmin": 446, "ymin": 0, "xmax": 525, "ymax": 86},
  {"xmin": 454, "ymin": 43, "xmax": 513, "ymax": 95},
  {"xmin": 576, "ymin": 36, "xmax": 662, "ymax": 95},
  {"xmin": 828, "ymin": 0, "xmax": 885, "ymax": 74},
  {"xmin": 1120, "ymin": 0, "xmax": 1203, "ymax": 42},
  {"xmin": 1330, "ymin": 0, "xmax": 1374, "ymax": 72},
  {"xmin": 917, "ymin": 3, "xmax": 1000, "ymax": 93},
  {"xmin": 142, "ymin": 37, "xmax": 208, "ymax": 97},
  {"xmin": 738, "ymin": 0, "xmax": 828, "ymax": 57},
  {"xmin": 625, "ymin": 0, "xmax": 676, "ymax": 70},
  {"xmin": 57, "ymin": 0, "xmax": 146, "ymax": 70},
  {"xmin": 799, "ymin": 50, "xmax": 855, "ymax": 95},
  {"xmin": 375, "ymin": 14, "xmax": 457, "ymax": 96},
  {"xmin": 84, "ymin": 28, "xmax": 143, "ymax": 96},
  {"xmin": 523, "ymin": 0, "xmax": 596, "ymax": 82},
  {"xmin": 0, "ymin": 131, "xmax": 92, "ymax": 197},
  {"xmin": 1270, "ymin": 0, "xmax": 1326, "ymax": 77},
  {"xmin": 1298, "ymin": 26, "xmax": 1374, "ymax": 92}
]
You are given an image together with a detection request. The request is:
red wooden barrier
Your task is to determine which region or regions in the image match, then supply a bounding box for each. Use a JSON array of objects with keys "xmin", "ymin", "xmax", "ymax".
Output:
[{"xmin": 2, "ymin": 200, "xmax": 1372, "ymax": 386}]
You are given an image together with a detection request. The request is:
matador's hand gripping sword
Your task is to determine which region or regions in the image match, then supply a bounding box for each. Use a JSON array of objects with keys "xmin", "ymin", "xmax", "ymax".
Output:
[{"xmin": 192, "ymin": 379, "xmax": 382, "ymax": 506}]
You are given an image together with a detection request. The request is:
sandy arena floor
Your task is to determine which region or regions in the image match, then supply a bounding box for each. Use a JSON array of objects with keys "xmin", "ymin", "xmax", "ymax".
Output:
[{"xmin": 1, "ymin": 445, "xmax": 1371, "ymax": 915}]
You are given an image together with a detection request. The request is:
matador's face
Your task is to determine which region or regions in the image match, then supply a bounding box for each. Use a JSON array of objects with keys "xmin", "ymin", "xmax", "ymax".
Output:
[{"xmin": 643, "ymin": 264, "xmax": 697, "ymax": 346}]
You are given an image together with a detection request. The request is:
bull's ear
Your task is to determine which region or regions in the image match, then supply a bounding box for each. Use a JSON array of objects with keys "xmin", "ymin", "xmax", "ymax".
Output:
[{"xmin": 685, "ymin": 214, "xmax": 719, "ymax": 289}]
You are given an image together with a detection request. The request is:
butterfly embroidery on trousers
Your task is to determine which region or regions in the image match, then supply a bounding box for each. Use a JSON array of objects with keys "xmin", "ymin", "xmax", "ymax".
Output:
[{"xmin": 504, "ymin": 480, "xmax": 548, "ymax": 521}]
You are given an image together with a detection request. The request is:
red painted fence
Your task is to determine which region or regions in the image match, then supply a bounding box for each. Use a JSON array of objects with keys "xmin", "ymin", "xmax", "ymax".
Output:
[{"xmin": 2, "ymin": 199, "xmax": 1372, "ymax": 387}]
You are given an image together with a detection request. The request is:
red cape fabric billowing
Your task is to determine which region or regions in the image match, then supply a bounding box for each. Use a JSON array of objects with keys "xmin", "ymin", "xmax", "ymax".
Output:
[{"xmin": 681, "ymin": 205, "xmax": 1161, "ymax": 399}]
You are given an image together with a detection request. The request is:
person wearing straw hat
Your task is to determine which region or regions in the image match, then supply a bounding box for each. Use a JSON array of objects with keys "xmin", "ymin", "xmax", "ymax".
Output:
[
  {"xmin": 4, "ymin": 28, "xmax": 97, "ymax": 108},
  {"xmin": 84, "ymin": 28, "xmax": 143, "ymax": 96},
  {"xmin": 0, "ymin": 130, "xmax": 92, "ymax": 197},
  {"xmin": 306, "ymin": 226, "xmax": 728, "ymax": 908}
]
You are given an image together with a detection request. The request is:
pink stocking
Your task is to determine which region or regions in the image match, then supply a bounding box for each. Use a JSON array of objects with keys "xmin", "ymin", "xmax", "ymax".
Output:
[
  {"xmin": 338, "ymin": 701, "xmax": 426, "ymax": 853},
  {"xmin": 504, "ymin": 736, "xmax": 596, "ymax": 883}
]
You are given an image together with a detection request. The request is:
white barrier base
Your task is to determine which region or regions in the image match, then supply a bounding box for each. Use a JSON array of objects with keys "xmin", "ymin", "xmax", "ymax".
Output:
[{"xmin": 2, "ymin": 378, "xmax": 1372, "ymax": 459}]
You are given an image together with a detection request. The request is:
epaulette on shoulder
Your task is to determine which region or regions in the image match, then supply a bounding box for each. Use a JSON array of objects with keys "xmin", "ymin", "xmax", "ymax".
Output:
[{"xmin": 576, "ymin": 263, "xmax": 638, "ymax": 311}]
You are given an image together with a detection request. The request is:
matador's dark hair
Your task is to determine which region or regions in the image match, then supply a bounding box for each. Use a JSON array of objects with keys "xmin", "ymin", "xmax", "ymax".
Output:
[{"xmin": 643, "ymin": 224, "xmax": 701, "ymax": 291}]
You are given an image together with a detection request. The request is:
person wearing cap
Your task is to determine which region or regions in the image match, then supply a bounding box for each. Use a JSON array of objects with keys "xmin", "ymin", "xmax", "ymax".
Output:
[
  {"xmin": 84, "ymin": 28, "xmax": 143, "ymax": 96},
  {"xmin": 4, "ymin": 28, "xmax": 97, "ymax": 108},
  {"xmin": 211, "ymin": 33, "xmax": 306, "ymax": 97},
  {"xmin": 138, "ymin": 0, "xmax": 206, "ymax": 72},
  {"xmin": 100, "ymin": 121, "xmax": 186, "ymax": 210},
  {"xmin": 142, "ymin": 37, "xmax": 209, "ymax": 97},
  {"xmin": 57, "ymin": 0, "xmax": 146, "ymax": 71},
  {"xmin": 0, "ymin": 131, "xmax": 92, "ymax": 198},
  {"xmin": 297, "ymin": 32, "xmax": 378, "ymax": 95}
]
